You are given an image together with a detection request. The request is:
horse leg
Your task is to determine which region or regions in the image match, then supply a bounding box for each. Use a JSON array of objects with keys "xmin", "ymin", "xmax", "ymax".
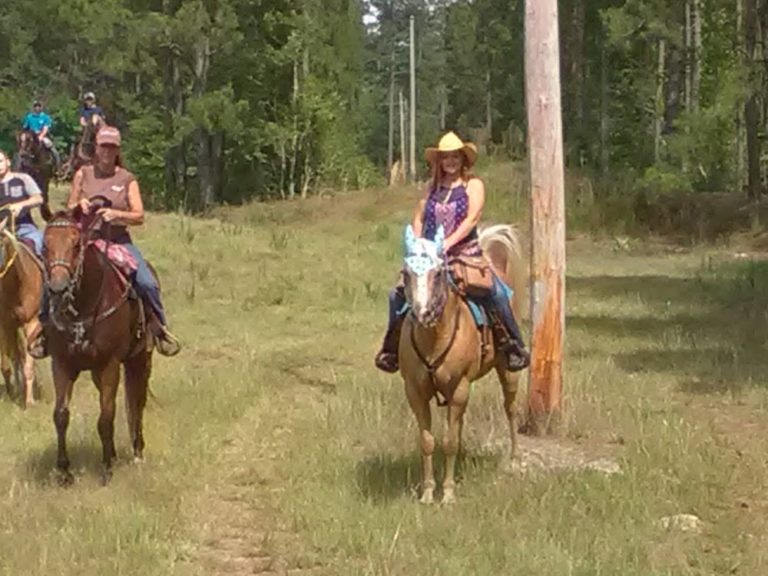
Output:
[
  {"xmin": 124, "ymin": 351, "xmax": 151, "ymax": 462},
  {"xmin": 405, "ymin": 379, "xmax": 436, "ymax": 504},
  {"xmin": 442, "ymin": 379, "xmax": 470, "ymax": 505},
  {"xmin": 52, "ymin": 359, "xmax": 77, "ymax": 485},
  {"xmin": 496, "ymin": 365, "xmax": 521, "ymax": 467},
  {"xmin": 1, "ymin": 352, "xmax": 12, "ymax": 399},
  {"xmin": 40, "ymin": 180, "xmax": 52, "ymax": 222},
  {"xmin": 92, "ymin": 361, "xmax": 120, "ymax": 485},
  {"xmin": 21, "ymin": 320, "xmax": 39, "ymax": 407}
]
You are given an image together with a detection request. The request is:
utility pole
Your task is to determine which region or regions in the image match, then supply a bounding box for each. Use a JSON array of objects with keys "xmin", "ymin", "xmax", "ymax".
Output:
[
  {"xmin": 399, "ymin": 90, "xmax": 407, "ymax": 182},
  {"xmin": 409, "ymin": 15, "xmax": 416, "ymax": 183},
  {"xmin": 524, "ymin": 0, "xmax": 566, "ymax": 434}
]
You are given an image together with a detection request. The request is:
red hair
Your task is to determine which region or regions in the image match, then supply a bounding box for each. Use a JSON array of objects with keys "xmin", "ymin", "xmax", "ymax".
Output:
[{"xmin": 429, "ymin": 150, "xmax": 474, "ymax": 191}]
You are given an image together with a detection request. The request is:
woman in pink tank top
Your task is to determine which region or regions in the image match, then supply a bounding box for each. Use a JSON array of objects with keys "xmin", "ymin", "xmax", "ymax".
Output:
[{"xmin": 34, "ymin": 126, "xmax": 180, "ymax": 357}]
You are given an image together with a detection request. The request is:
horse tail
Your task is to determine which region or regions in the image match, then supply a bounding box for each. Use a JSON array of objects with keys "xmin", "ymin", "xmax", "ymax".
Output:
[{"xmin": 479, "ymin": 224, "xmax": 528, "ymax": 321}]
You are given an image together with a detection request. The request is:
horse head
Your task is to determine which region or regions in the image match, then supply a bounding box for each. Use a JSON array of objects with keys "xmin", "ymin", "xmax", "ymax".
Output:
[
  {"xmin": 402, "ymin": 224, "xmax": 448, "ymax": 327},
  {"xmin": 44, "ymin": 196, "xmax": 111, "ymax": 297},
  {"xmin": 17, "ymin": 130, "xmax": 39, "ymax": 159}
]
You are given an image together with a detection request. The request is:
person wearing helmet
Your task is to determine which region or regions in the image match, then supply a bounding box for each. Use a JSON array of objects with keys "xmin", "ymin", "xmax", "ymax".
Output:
[{"xmin": 79, "ymin": 92, "xmax": 105, "ymax": 129}]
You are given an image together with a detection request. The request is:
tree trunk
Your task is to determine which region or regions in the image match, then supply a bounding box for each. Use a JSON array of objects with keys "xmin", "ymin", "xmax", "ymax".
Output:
[
  {"xmin": 486, "ymin": 69, "xmax": 493, "ymax": 141},
  {"xmin": 600, "ymin": 43, "xmax": 610, "ymax": 174},
  {"xmin": 737, "ymin": 0, "xmax": 745, "ymax": 194},
  {"xmin": 524, "ymin": 0, "xmax": 566, "ymax": 435},
  {"xmin": 692, "ymin": 0, "xmax": 701, "ymax": 112},
  {"xmin": 571, "ymin": 0, "xmax": 585, "ymax": 160},
  {"xmin": 745, "ymin": 0, "xmax": 761, "ymax": 203},
  {"xmin": 193, "ymin": 22, "xmax": 212, "ymax": 209},
  {"xmin": 655, "ymin": 38, "xmax": 667, "ymax": 165},
  {"xmin": 685, "ymin": 0, "xmax": 692, "ymax": 113},
  {"xmin": 387, "ymin": 48, "xmax": 395, "ymax": 184}
]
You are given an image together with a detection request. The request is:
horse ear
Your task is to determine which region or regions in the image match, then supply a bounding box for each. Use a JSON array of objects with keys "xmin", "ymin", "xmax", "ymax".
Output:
[
  {"xmin": 434, "ymin": 225, "xmax": 445, "ymax": 254},
  {"xmin": 404, "ymin": 225, "xmax": 417, "ymax": 254}
]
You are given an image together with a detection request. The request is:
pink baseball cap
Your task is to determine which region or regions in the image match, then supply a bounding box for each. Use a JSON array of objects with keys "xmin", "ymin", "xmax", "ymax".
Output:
[{"xmin": 96, "ymin": 126, "xmax": 122, "ymax": 147}]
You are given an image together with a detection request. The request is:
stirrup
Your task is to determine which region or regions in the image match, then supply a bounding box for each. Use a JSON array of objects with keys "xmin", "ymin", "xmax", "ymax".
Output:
[{"xmin": 155, "ymin": 327, "xmax": 181, "ymax": 357}]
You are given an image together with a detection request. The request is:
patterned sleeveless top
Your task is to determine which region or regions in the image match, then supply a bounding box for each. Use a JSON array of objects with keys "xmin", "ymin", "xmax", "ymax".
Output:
[
  {"xmin": 422, "ymin": 181, "xmax": 480, "ymax": 257},
  {"xmin": 80, "ymin": 166, "xmax": 136, "ymax": 243}
]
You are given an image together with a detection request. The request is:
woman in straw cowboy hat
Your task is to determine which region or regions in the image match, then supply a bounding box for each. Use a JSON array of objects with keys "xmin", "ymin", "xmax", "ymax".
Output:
[{"xmin": 374, "ymin": 131, "xmax": 529, "ymax": 373}]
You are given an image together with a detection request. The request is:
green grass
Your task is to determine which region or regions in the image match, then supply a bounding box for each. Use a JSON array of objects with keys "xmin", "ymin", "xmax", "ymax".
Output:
[{"xmin": 1, "ymin": 168, "xmax": 768, "ymax": 575}]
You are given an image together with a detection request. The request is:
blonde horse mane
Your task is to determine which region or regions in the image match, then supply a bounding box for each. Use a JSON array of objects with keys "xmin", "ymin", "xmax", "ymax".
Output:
[{"xmin": 478, "ymin": 223, "xmax": 528, "ymax": 321}]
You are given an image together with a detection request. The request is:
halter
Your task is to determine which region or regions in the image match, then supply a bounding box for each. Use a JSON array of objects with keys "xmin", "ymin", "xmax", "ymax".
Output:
[{"xmin": 45, "ymin": 212, "xmax": 131, "ymax": 350}]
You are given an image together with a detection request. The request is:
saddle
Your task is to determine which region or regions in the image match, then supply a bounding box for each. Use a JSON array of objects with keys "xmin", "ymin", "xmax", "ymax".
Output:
[{"xmin": 448, "ymin": 255, "xmax": 494, "ymax": 298}]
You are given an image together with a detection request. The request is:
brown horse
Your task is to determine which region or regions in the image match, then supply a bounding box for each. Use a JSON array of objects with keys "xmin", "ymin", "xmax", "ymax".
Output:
[
  {"xmin": 61, "ymin": 114, "xmax": 104, "ymax": 181},
  {"xmin": 16, "ymin": 131, "xmax": 53, "ymax": 221},
  {"xmin": 43, "ymin": 199, "xmax": 152, "ymax": 485},
  {"xmin": 0, "ymin": 214, "xmax": 43, "ymax": 407},
  {"xmin": 398, "ymin": 224, "xmax": 526, "ymax": 504}
]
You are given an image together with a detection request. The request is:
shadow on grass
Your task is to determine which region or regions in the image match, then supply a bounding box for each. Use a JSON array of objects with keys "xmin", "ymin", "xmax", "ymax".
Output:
[
  {"xmin": 354, "ymin": 450, "xmax": 501, "ymax": 504},
  {"xmin": 567, "ymin": 263, "xmax": 768, "ymax": 395},
  {"xmin": 24, "ymin": 442, "xmax": 137, "ymax": 487}
]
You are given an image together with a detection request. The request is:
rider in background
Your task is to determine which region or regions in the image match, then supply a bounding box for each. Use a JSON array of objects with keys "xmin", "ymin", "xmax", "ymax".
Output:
[
  {"xmin": 0, "ymin": 149, "xmax": 45, "ymax": 256},
  {"xmin": 22, "ymin": 100, "xmax": 61, "ymax": 169},
  {"xmin": 79, "ymin": 92, "xmax": 105, "ymax": 128}
]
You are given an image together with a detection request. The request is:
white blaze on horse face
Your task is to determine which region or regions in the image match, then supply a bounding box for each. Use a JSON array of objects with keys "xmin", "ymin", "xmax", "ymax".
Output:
[{"xmin": 404, "ymin": 236, "xmax": 442, "ymax": 318}]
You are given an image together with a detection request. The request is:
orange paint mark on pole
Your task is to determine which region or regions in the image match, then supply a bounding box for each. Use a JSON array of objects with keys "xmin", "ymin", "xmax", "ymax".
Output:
[{"xmin": 524, "ymin": 0, "xmax": 566, "ymax": 434}]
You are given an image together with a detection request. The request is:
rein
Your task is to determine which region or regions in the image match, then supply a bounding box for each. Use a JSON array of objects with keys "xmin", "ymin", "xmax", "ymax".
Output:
[
  {"xmin": 0, "ymin": 212, "xmax": 20, "ymax": 278},
  {"xmin": 46, "ymin": 215, "xmax": 130, "ymax": 350},
  {"xmin": 408, "ymin": 264, "xmax": 461, "ymax": 407}
]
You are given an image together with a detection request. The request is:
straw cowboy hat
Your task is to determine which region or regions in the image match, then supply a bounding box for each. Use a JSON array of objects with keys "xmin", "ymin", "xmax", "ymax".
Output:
[{"xmin": 425, "ymin": 131, "xmax": 478, "ymax": 167}]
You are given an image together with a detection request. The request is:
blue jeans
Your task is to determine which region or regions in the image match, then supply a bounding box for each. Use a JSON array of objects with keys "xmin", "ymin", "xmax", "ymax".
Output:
[
  {"xmin": 15, "ymin": 223, "xmax": 43, "ymax": 256},
  {"xmin": 122, "ymin": 243, "xmax": 167, "ymax": 326}
]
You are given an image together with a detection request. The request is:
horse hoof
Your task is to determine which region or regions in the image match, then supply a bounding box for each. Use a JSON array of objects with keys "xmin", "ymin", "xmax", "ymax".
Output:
[
  {"xmin": 100, "ymin": 470, "xmax": 113, "ymax": 486},
  {"xmin": 441, "ymin": 491, "xmax": 457, "ymax": 505},
  {"xmin": 57, "ymin": 470, "xmax": 75, "ymax": 487},
  {"xmin": 419, "ymin": 490, "xmax": 435, "ymax": 505},
  {"xmin": 131, "ymin": 455, "xmax": 144, "ymax": 465}
]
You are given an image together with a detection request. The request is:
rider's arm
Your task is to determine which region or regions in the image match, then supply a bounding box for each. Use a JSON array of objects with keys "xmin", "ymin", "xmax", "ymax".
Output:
[
  {"xmin": 67, "ymin": 169, "xmax": 85, "ymax": 209},
  {"xmin": 100, "ymin": 179, "xmax": 144, "ymax": 226},
  {"xmin": 38, "ymin": 114, "xmax": 51, "ymax": 138},
  {"xmin": 22, "ymin": 114, "xmax": 31, "ymax": 130},
  {"xmin": 412, "ymin": 183, "xmax": 431, "ymax": 237},
  {"xmin": 443, "ymin": 178, "xmax": 485, "ymax": 252}
]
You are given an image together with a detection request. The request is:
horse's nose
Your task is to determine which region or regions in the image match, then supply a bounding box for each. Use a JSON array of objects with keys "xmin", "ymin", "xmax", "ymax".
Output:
[{"xmin": 48, "ymin": 274, "xmax": 69, "ymax": 295}]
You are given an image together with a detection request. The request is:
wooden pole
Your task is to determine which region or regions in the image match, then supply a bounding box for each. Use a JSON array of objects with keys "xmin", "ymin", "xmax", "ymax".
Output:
[
  {"xmin": 409, "ymin": 15, "xmax": 417, "ymax": 183},
  {"xmin": 399, "ymin": 90, "xmax": 407, "ymax": 182},
  {"xmin": 524, "ymin": 0, "xmax": 565, "ymax": 435}
]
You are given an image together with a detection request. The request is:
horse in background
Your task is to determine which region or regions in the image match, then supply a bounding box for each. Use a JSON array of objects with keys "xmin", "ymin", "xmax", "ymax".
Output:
[
  {"xmin": 398, "ymin": 223, "xmax": 527, "ymax": 504},
  {"xmin": 16, "ymin": 130, "xmax": 53, "ymax": 221},
  {"xmin": 61, "ymin": 113, "xmax": 104, "ymax": 181},
  {"xmin": 0, "ymin": 212, "xmax": 44, "ymax": 407}
]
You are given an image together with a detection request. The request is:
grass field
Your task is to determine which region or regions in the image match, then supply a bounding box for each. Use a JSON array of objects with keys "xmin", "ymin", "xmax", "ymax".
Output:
[{"xmin": 1, "ymin": 164, "xmax": 767, "ymax": 575}]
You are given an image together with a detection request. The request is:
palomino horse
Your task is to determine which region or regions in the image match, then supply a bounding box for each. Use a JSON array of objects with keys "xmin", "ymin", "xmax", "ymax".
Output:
[
  {"xmin": 16, "ymin": 130, "xmax": 53, "ymax": 221},
  {"xmin": 61, "ymin": 114, "xmax": 104, "ymax": 180},
  {"xmin": 399, "ymin": 223, "xmax": 526, "ymax": 504},
  {"xmin": 44, "ymin": 198, "xmax": 152, "ymax": 485},
  {"xmin": 0, "ymin": 213, "xmax": 43, "ymax": 407}
]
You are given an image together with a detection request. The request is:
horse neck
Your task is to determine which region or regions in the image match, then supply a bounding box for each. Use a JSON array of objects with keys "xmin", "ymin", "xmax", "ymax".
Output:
[
  {"xmin": 411, "ymin": 287, "xmax": 461, "ymax": 352},
  {"xmin": 73, "ymin": 247, "xmax": 116, "ymax": 315}
]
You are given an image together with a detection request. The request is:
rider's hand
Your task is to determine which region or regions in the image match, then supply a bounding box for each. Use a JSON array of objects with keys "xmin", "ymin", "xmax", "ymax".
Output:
[
  {"xmin": 8, "ymin": 204, "xmax": 21, "ymax": 218},
  {"xmin": 97, "ymin": 208, "xmax": 118, "ymax": 222},
  {"xmin": 78, "ymin": 198, "xmax": 92, "ymax": 214}
]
